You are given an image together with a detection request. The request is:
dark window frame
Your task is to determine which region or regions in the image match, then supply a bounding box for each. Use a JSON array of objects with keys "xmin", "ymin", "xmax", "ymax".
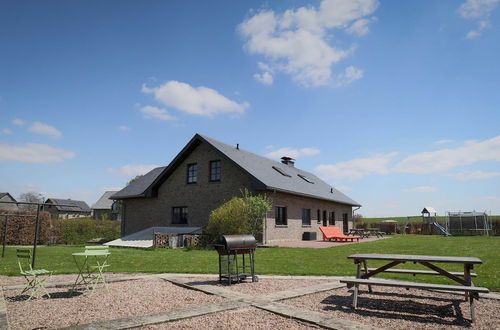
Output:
[
  {"xmin": 172, "ymin": 206, "xmax": 188, "ymax": 225},
  {"xmin": 275, "ymin": 206, "xmax": 288, "ymax": 226},
  {"xmin": 209, "ymin": 160, "xmax": 221, "ymax": 182},
  {"xmin": 302, "ymin": 208, "xmax": 311, "ymax": 226},
  {"xmin": 329, "ymin": 211, "xmax": 335, "ymax": 226},
  {"xmin": 187, "ymin": 163, "xmax": 197, "ymax": 184},
  {"xmin": 317, "ymin": 209, "xmax": 321, "ymax": 224}
]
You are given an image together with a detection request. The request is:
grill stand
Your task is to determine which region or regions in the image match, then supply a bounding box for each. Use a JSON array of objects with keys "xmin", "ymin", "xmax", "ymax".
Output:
[{"xmin": 215, "ymin": 246, "xmax": 256, "ymax": 285}]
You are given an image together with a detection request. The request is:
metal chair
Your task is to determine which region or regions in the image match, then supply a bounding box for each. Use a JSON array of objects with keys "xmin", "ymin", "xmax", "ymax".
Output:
[{"xmin": 16, "ymin": 249, "xmax": 52, "ymax": 301}]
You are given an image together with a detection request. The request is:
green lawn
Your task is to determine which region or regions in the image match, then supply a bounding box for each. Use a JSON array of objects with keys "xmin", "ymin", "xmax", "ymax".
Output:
[
  {"xmin": 2, "ymin": 235, "xmax": 499, "ymax": 290},
  {"xmin": 362, "ymin": 215, "xmax": 500, "ymax": 223}
]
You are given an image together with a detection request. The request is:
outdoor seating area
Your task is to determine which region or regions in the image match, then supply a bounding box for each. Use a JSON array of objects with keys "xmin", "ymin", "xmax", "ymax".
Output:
[{"xmin": 1, "ymin": 273, "xmax": 498, "ymax": 329}]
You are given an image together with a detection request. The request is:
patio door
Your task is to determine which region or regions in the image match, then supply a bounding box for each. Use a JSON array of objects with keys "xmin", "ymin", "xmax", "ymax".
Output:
[
  {"xmin": 322, "ymin": 210, "xmax": 327, "ymax": 226},
  {"xmin": 342, "ymin": 213, "xmax": 349, "ymax": 233}
]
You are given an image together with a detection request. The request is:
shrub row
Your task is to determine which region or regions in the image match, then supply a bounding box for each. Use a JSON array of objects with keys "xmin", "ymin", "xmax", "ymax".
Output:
[{"xmin": 0, "ymin": 211, "xmax": 120, "ymax": 245}]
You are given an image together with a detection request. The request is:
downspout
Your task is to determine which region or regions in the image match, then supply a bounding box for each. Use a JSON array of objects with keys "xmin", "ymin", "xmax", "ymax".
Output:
[{"xmin": 353, "ymin": 206, "xmax": 361, "ymax": 229}]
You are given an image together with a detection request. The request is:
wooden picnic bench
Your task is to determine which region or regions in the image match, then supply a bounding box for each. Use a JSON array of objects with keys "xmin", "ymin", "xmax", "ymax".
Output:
[{"xmin": 340, "ymin": 253, "xmax": 489, "ymax": 323}]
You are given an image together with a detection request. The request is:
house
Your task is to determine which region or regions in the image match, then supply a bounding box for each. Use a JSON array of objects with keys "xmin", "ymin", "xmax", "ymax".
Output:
[
  {"xmin": 92, "ymin": 191, "xmax": 120, "ymax": 220},
  {"xmin": 42, "ymin": 198, "xmax": 91, "ymax": 219},
  {"xmin": 111, "ymin": 134, "xmax": 361, "ymax": 243},
  {"xmin": 0, "ymin": 193, "xmax": 18, "ymax": 211}
]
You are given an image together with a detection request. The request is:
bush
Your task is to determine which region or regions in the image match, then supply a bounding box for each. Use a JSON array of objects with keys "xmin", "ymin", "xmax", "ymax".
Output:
[
  {"xmin": 0, "ymin": 210, "xmax": 52, "ymax": 244},
  {"xmin": 204, "ymin": 189, "xmax": 272, "ymax": 243},
  {"xmin": 60, "ymin": 218, "xmax": 120, "ymax": 244}
]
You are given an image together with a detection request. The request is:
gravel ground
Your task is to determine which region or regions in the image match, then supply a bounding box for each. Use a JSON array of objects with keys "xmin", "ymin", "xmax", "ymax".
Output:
[
  {"xmin": 0, "ymin": 272, "xmax": 143, "ymax": 287},
  {"xmin": 141, "ymin": 307, "xmax": 320, "ymax": 330},
  {"xmin": 285, "ymin": 286, "xmax": 500, "ymax": 329},
  {"xmin": 183, "ymin": 277, "xmax": 326, "ymax": 295},
  {"xmin": 4, "ymin": 278, "xmax": 225, "ymax": 330}
]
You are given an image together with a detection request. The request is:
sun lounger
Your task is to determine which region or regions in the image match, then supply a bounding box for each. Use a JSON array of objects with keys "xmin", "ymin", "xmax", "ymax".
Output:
[{"xmin": 319, "ymin": 226, "xmax": 360, "ymax": 242}]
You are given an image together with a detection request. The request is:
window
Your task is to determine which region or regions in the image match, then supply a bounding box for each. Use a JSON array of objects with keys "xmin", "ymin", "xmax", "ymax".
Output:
[
  {"xmin": 302, "ymin": 208, "xmax": 311, "ymax": 226},
  {"xmin": 275, "ymin": 206, "xmax": 287, "ymax": 226},
  {"xmin": 329, "ymin": 211, "xmax": 335, "ymax": 226},
  {"xmin": 187, "ymin": 163, "xmax": 197, "ymax": 183},
  {"xmin": 172, "ymin": 207, "xmax": 188, "ymax": 224},
  {"xmin": 317, "ymin": 209, "xmax": 321, "ymax": 224},
  {"xmin": 297, "ymin": 174, "xmax": 314, "ymax": 184},
  {"xmin": 272, "ymin": 166, "xmax": 291, "ymax": 177},
  {"xmin": 209, "ymin": 160, "xmax": 221, "ymax": 182}
]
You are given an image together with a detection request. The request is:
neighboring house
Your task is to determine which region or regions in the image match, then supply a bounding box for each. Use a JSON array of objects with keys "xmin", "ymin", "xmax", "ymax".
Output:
[
  {"xmin": 0, "ymin": 193, "xmax": 19, "ymax": 211},
  {"xmin": 92, "ymin": 191, "xmax": 120, "ymax": 220},
  {"xmin": 111, "ymin": 134, "xmax": 361, "ymax": 243},
  {"xmin": 42, "ymin": 198, "xmax": 91, "ymax": 219}
]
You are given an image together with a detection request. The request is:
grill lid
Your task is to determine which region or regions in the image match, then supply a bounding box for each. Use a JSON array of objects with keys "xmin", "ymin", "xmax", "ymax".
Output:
[{"xmin": 222, "ymin": 235, "xmax": 257, "ymax": 249}]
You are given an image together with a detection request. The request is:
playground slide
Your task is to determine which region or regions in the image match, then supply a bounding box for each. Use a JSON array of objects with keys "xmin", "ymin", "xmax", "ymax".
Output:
[{"xmin": 432, "ymin": 222, "xmax": 451, "ymax": 236}]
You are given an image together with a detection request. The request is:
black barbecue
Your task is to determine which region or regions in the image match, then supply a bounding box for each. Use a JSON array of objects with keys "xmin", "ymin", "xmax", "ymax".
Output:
[{"xmin": 214, "ymin": 234, "xmax": 258, "ymax": 285}]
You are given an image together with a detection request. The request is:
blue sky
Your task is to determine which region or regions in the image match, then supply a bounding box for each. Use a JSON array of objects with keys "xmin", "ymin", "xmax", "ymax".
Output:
[{"xmin": 1, "ymin": 0, "xmax": 499, "ymax": 217}]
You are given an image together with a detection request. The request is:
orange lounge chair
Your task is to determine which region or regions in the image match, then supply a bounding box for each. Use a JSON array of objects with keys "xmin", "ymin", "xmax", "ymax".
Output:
[{"xmin": 319, "ymin": 226, "xmax": 360, "ymax": 242}]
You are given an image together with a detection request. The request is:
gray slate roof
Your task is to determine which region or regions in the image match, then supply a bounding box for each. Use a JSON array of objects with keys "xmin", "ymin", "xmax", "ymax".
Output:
[
  {"xmin": 111, "ymin": 167, "xmax": 166, "ymax": 199},
  {"xmin": 200, "ymin": 135, "xmax": 360, "ymax": 206},
  {"xmin": 92, "ymin": 191, "xmax": 118, "ymax": 210},
  {"xmin": 111, "ymin": 134, "xmax": 360, "ymax": 206},
  {"xmin": 0, "ymin": 193, "xmax": 16, "ymax": 201},
  {"xmin": 46, "ymin": 198, "xmax": 91, "ymax": 212}
]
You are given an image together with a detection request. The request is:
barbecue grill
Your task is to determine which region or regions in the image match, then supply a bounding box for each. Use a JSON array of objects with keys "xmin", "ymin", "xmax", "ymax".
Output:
[{"xmin": 214, "ymin": 234, "xmax": 258, "ymax": 285}]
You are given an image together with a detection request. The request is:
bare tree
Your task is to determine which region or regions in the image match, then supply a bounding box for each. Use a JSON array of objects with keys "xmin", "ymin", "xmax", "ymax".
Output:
[{"xmin": 18, "ymin": 192, "xmax": 44, "ymax": 210}]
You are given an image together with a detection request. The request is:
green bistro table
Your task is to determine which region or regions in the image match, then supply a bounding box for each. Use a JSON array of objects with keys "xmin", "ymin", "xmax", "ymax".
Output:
[{"xmin": 70, "ymin": 250, "xmax": 110, "ymax": 295}]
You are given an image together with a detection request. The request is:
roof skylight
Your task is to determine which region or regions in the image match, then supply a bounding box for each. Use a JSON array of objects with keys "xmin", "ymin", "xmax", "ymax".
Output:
[
  {"xmin": 297, "ymin": 174, "xmax": 314, "ymax": 184},
  {"xmin": 272, "ymin": 166, "xmax": 291, "ymax": 177}
]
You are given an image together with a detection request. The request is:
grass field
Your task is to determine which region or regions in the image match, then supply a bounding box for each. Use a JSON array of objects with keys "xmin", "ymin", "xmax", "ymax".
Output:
[
  {"xmin": 2, "ymin": 235, "xmax": 498, "ymax": 290},
  {"xmin": 361, "ymin": 215, "xmax": 500, "ymax": 223}
]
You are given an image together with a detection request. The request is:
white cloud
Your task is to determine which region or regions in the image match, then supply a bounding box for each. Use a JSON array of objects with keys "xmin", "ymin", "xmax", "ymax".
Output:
[
  {"xmin": 266, "ymin": 147, "xmax": 320, "ymax": 159},
  {"xmin": 393, "ymin": 135, "xmax": 500, "ymax": 174},
  {"xmin": 140, "ymin": 105, "xmax": 176, "ymax": 121},
  {"xmin": 434, "ymin": 139, "xmax": 454, "ymax": 145},
  {"xmin": 239, "ymin": 0, "xmax": 378, "ymax": 87},
  {"xmin": 1, "ymin": 128, "xmax": 13, "ymax": 135},
  {"xmin": 0, "ymin": 142, "xmax": 75, "ymax": 163},
  {"xmin": 401, "ymin": 186, "xmax": 438, "ymax": 193},
  {"xmin": 449, "ymin": 169, "xmax": 500, "ymax": 181},
  {"xmin": 458, "ymin": 0, "xmax": 499, "ymax": 39},
  {"xmin": 336, "ymin": 66, "xmax": 364, "ymax": 87},
  {"xmin": 315, "ymin": 152, "xmax": 398, "ymax": 180},
  {"xmin": 28, "ymin": 122, "xmax": 62, "ymax": 138},
  {"xmin": 142, "ymin": 81, "xmax": 249, "ymax": 117},
  {"xmin": 118, "ymin": 125, "xmax": 130, "ymax": 131},
  {"xmin": 107, "ymin": 164, "xmax": 160, "ymax": 176},
  {"xmin": 12, "ymin": 119, "xmax": 25, "ymax": 126},
  {"xmin": 254, "ymin": 71, "xmax": 274, "ymax": 85}
]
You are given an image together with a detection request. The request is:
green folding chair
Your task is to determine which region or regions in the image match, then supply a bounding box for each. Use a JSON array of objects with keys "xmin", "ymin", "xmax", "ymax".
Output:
[
  {"xmin": 84, "ymin": 246, "xmax": 110, "ymax": 291},
  {"xmin": 16, "ymin": 249, "xmax": 52, "ymax": 301}
]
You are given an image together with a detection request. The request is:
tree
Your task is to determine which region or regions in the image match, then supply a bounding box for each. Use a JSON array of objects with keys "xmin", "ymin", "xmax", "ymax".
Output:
[
  {"xmin": 353, "ymin": 213, "xmax": 364, "ymax": 227},
  {"xmin": 205, "ymin": 189, "xmax": 272, "ymax": 243},
  {"xmin": 127, "ymin": 175, "xmax": 144, "ymax": 186},
  {"xmin": 18, "ymin": 192, "xmax": 44, "ymax": 210}
]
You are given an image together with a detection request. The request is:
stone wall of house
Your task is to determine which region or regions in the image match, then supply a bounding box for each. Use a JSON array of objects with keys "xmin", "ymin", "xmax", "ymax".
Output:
[
  {"xmin": 121, "ymin": 141, "xmax": 253, "ymax": 236},
  {"xmin": 0, "ymin": 195, "xmax": 18, "ymax": 211},
  {"xmin": 263, "ymin": 191, "xmax": 354, "ymax": 243}
]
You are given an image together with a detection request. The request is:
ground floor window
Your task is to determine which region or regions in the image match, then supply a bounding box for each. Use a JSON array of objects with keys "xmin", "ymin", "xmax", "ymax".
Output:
[
  {"xmin": 275, "ymin": 206, "xmax": 287, "ymax": 226},
  {"xmin": 342, "ymin": 213, "xmax": 348, "ymax": 233},
  {"xmin": 172, "ymin": 207, "xmax": 188, "ymax": 224},
  {"xmin": 302, "ymin": 208, "xmax": 311, "ymax": 226},
  {"xmin": 329, "ymin": 211, "xmax": 335, "ymax": 226},
  {"xmin": 317, "ymin": 209, "xmax": 321, "ymax": 224}
]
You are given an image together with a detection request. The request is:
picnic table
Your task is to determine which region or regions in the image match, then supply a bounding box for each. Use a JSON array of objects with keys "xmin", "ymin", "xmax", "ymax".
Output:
[
  {"xmin": 340, "ymin": 253, "xmax": 489, "ymax": 323},
  {"xmin": 347, "ymin": 229, "xmax": 369, "ymax": 238},
  {"xmin": 70, "ymin": 248, "xmax": 110, "ymax": 294}
]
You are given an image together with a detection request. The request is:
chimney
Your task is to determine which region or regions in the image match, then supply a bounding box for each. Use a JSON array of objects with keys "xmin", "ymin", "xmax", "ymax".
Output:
[{"xmin": 281, "ymin": 156, "xmax": 295, "ymax": 167}]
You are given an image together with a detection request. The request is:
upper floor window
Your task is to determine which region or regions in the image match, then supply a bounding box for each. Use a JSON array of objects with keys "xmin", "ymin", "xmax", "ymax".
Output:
[
  {"xmin": 275, "ymin": 206, "xmax": 287, "ymax": 226},
  {"xmin": 209, "ymin": 160, "xmax": 221, "ymax": 182},
  {"xmin": 302, "ymin": 208, "xmax": 311, "ymax": 226},
  {"xmin": 172, "ymin": 206, "xmax": 188, "ymax": 224},
  {"xmin": 187, "ymin": 163, "xmax": 197, "ymax": 183}
]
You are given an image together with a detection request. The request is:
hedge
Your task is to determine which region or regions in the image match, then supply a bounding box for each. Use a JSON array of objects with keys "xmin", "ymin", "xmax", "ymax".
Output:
[{"xmin": 0, "ymin": 211, "xmax": 120, "ymax": 245}]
